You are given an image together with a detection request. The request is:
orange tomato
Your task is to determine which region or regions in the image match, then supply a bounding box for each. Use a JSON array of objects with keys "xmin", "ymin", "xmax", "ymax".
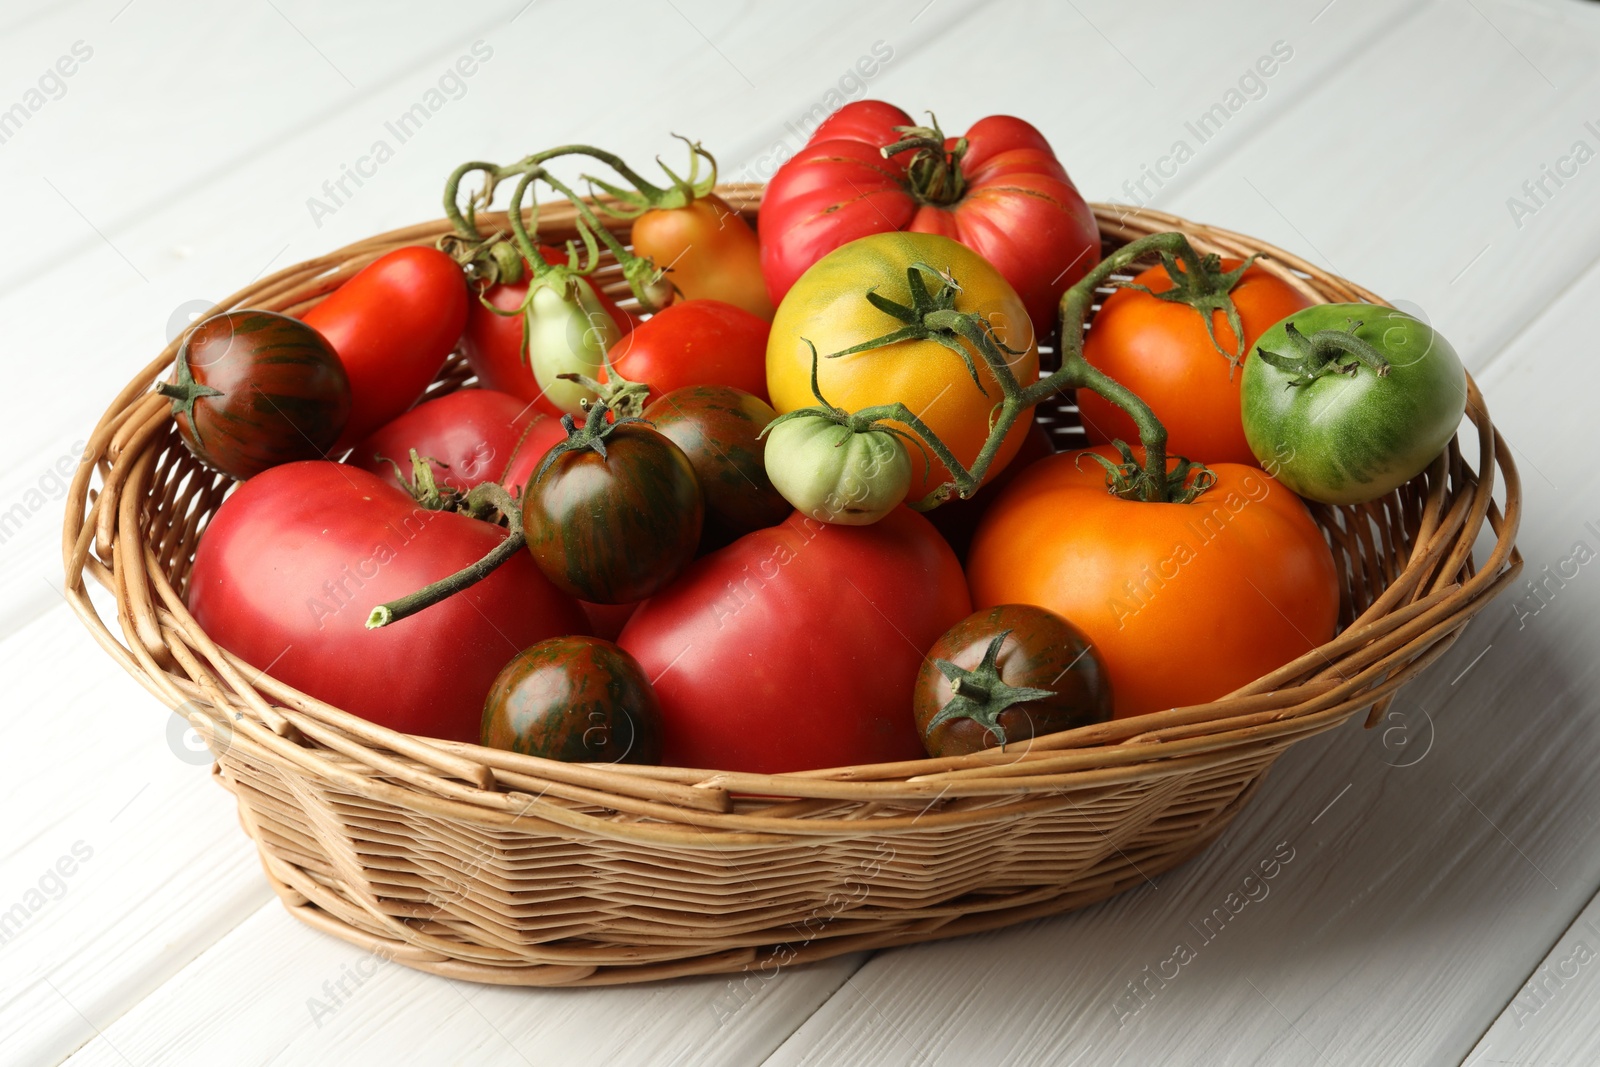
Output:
[
  {"xmin": 1079, "ymin": 259, "xmax": 1311, "ymax": 466},
  {"xmin": 767, "ymin": 232, "xmax": 1038, "ymax": 501},
  {"xmin": 631, "ymin": 194, "xmax": 774, "ymax": 321},
  {"xmin": 967, "ymin": 446, "xmax": 1338, "ymax": 718}
]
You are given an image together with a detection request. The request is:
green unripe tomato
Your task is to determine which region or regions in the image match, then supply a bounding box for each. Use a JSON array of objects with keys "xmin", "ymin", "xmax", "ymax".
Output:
[
  {"xmin": 763, "ymin": 414, "xmax": 911, "ymax": 525},
  {"xmin": 1240, "ymin": 303, "xmax": 1466, "ymax": 505}
]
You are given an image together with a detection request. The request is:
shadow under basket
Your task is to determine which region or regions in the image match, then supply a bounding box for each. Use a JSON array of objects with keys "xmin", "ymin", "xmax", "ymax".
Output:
[{"xmin": 62, "ymin": 188, "xmax": 1524, "ymax": 987}]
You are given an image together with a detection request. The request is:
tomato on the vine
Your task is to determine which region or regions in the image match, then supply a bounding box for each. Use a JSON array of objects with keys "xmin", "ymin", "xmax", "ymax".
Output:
[
  {"xmin": 302, "ymin": 246, "xmax": 467, "ymax": 450},
  {"xmin": 1080, "ymin": 257, "xmax": 1312, "ymax": 466},
  {"xmin": 633, "ymin": 194, "xmax": 773, "ymax": 321},
  {"xmin": 967, "ymin": 447, "xmax": 1339, "ymax": 719},
  {"xmin": 763, "ymin": 414, "xmax": 911, "ymax": 526},
  {"xmin": 187, "ymin": 462, "xmax": 586, "ymax": 743},
  {"xmin": 766, "ymin": 232, "xmax": 1038, "ymax": 501},
  {"xmin": 759, "ymin": 100, "xmax": 1098, "ymax": 340},
  {"xmin": 481, "ymin": 636, "xmax": 662, "ymax": 764},
  {"xmin": 161, "ymin": 310, "xmax": 350, "ymax": 480},
  {"xmin": 913, "ymin": 604, "xmax": 1112, "ymax": 757},
  {"xmin": 618, "ymin": 507, "xmax": 971, "ymax": 773}
]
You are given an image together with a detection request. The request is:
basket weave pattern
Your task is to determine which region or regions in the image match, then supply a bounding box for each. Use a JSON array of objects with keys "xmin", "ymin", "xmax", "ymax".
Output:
[{"xmin": 62, "ymin": 188, "xmax": 1523, "ymax": 986}]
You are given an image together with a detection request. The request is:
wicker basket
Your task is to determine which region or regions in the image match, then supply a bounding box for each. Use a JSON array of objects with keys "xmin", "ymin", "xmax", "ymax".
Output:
[{"xmin": 62, "ymin": 187, "xmax": 1523, "ymax": 987}]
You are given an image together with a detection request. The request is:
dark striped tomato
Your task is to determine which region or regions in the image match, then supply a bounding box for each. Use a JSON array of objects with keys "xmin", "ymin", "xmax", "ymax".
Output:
[
  {"xmin": 161, "ymin": 310, "xmax": 350, "ymax": 480},
  {"xmin": 522, "ymin": 422, "xmax": 703, "ymax": 603},
  {"xmin": 480, "ymin": 636, "xmax": 662, "ymax": 764}
]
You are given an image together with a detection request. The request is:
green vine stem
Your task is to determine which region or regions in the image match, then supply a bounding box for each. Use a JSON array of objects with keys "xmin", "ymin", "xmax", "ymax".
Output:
[{"xmin": 1255, "ymin": 319, "xmax": 1392, "ymax": 385}]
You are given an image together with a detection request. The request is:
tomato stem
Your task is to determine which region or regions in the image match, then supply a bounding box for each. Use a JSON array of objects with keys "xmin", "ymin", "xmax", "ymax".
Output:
[
  {"xmin": 925, "ymin": 632, "xmax": 1056, "ymax": 749},
  {"xmin": 1256, "ymin": 319, "xmax": 1392, "ymax": 386},
  {"xmin": 880, "ymin": 114, "xmax": 969, "ymax": 206},
  {"xmin": 1117, "ymin": 251, "xmax": 1261, "ymax": 372}
]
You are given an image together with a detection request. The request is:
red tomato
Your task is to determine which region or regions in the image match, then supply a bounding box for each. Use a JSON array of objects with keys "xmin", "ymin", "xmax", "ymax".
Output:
[
  {"xmin": 759, "ymin": 100, "xmax": 1099, "ymax": 341},
  {"xmin": 462, "ymin": 248, "xmax": 635, "ymax": 416},
  {"xmin": 967, "ymin": 447, "xmax": 1338, "ymax": 719},
  {"xmin": 347, "ymin": 387, "xmax": 564, "ymax": 495},
  {"xmin": 579, "ymin": 600, "xmax": 640, "ymax": 642},
  {"xmin": 1080, "ymin": 259, "xmax": 1313, "ymax": 466},
  {"xmin": 303, "ymin": 247, "xmax": 468, "ymax": 451},
  {"xmin": 603, "ymin": 300, "xmax": 770, "ymax": 403},
  {"xmin": 187, "ymin": 462, "xmax": 586, "ymax": 742},
  {"xmin": 617, "ymin": 507, "xmax": 971, "ymax": 773}
]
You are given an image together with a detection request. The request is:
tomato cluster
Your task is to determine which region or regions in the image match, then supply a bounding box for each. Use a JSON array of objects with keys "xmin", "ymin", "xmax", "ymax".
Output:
[{"xmin": 173, "ymin": 104, "xmax": 1469, "ymax": 772}]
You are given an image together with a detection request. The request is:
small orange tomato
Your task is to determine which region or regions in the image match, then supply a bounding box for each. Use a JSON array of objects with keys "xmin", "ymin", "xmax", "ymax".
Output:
[
  {"xmin": 631, "ymin": 194, "xmax": 774, "ymax": 321},
  {"xmin": 967, "ymin": 446, "xmax": 1339, "ymax": 719},
  {"xmin": 1079, "ymin": 259, "xmax": 1311, "ymax": 466}
]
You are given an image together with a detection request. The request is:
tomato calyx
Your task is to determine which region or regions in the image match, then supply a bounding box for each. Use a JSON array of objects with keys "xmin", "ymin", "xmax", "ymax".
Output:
[
  {"xmin": 926, "ymin": 631, "xmax": 1056, "ymax": 749},
  {"xmin": 1076, "ymin": 440, "xmax": 1216, "ymax": 505},
  {"xmin": 157, "ymin": 356, "xmax": 224, "ymax": 446},
  {"xmin": 1255, "ymin": 319, "xmax": 1393, "ymax": 387},
  {"xmin": 533, "ymin": 400, "xmax": 641, "ymax": 483},
  {"xmin": 556, "ymin": 348, "xmax": 651, "ymax": 421},
  {"xmin": 880, "ymin": 114, "xmax": 969, "ymax": 206},
  {"xmin": 1117, "ymin": 252, "xmax": 1263, "ymax": 372},
  {"xmin": 582, "ymin": 134, "xmax": 719, "ymax": 218}
]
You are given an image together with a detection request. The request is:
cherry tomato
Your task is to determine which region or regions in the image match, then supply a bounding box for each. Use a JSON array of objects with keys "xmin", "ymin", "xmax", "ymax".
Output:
[
  {"xmin": 302, "ymin": 247, "xmax": 467, "ymax": 450},
  {"xmin": 760, "ymin": 100, "xmax": 1098, "ymax": 341},
  {"xmin": 1080, "ymin": 258, "xmax": 1312, "ymax": 466},
  {"xmin": 632, "ymin": 194, "xmax": 773, "ymax": 320},
  {"xmin": 604, "ymin": 299, "xmax": 770, "ymax": 403},
  {"xmin": 347, "ymin": 387, "xmax": 563, "ymax": 496},
  {"xmin": 481, "ymin": 636, "xmax": 662, "ymax": 764},
  {"xmin": 913, "ymin": 604, "xmax": 1112, "ymax": 757},
  {"xmin": 522, "ymin": 422, "xmax": 703, "ymax": 603},
  {"xmin": 187, "ymin": 462, "xmax": 586, "ymax": 742},
  {"xmin": 162, "ymin": 310, "xmax": 350, "ymax": 480},
  {"xmin": 617, "ymin": 507, "xmax": 971, "ymax": 773},
  {"xmin": 967, "ymin": 447, "xmax": 1339, "ymax": 718},
  {"xmin": 642, "ymin": 385, "xmax": 790, "ymax": 544}
]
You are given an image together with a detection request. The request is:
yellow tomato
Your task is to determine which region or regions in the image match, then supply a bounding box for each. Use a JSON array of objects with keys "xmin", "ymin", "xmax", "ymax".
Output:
[{"xmin": 766, "ymin": 233, "xmax": 1039, "ymax": 500}]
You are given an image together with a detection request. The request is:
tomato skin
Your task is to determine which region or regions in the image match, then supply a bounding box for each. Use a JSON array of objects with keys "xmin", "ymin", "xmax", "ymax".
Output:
[
  {"xmin": 617, "ymin": 507, "xmax": 971, "ymax": 773},
  {"xmin": 759, "ymin": 101, "xmax": 1099, "ymax": 339},
  {"xmin": 1240, "ymin": 304, "xmax": 1467, "ymax": 505},
  {"xmin": 347, "ymin": 387, "xmax": 562, "ymax": 495},
  {"xmin": 605, "ymin": 300, "xmax": 771, "ymax": 403},
  {"xmin": 481, "ymin": 636, "xmax": 662, "ymax": 764},
  {"xmin": 967, "ymin": 447, "xmax": 1339, "ymax": 719},
  {"xmin": 632, "ymin": 195, "xmax": 773, "ymax": 321},
  {"xmin": 462, "ymin": 249, "xmax": 634, "ymax": 416},
  {"xmin": 522, "ymin": 424, "xmax": 703, "ymax": 604},
  {"xmin": 302, "ymin": 247, "xmax": 468, "ymax": 451},
  {"xmin": 166, "ymin": 311, "xmax": 350, "ymax": 480},
  {"xmin": 642, "ymin": 385, "xmax": 790, "ymax": 542},
  {"xmin": 913, "ymin": 604, "xmax": 1112, "ymax": 757},
  {"xmin": 1080, "ymin": 260, "xmax": 1312, "ymax": 466},
  {"xmin": 187, "ymin": 462, "xmax": 587, "ymax": 743},
  {"xmin": 763, "ymin": 415, "xmax": 910, "ymax": 525},
  {"xmin": 579, "ymin": 599, "xmax": 640, "ymax": 641},
  {"xmin": 767, "ymin": 232, "xmax": 1039, "ymax": 499}
]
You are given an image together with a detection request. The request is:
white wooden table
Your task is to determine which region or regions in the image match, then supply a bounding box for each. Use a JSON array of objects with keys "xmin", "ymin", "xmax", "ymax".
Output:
[{"xmin": 4, "ymin": 1, "xmax": 1599, "ymax": 1063}]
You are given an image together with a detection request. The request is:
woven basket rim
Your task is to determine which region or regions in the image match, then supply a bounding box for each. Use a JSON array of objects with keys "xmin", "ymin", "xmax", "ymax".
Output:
[{"xmin": 60, "ymin": 190, "xmax": 1525, "ymax": 824}]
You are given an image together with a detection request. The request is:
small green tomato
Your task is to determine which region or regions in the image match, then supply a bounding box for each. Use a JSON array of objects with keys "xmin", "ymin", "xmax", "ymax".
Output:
[{"xmin": 763, "ymin": 413, "xmax": 911, "ymax": 525}]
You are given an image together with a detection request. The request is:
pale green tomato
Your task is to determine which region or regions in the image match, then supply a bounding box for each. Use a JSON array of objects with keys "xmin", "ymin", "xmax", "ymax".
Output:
[
  {"xmin": 527, "ymin": 276, "xmax": 622, "ymax": 415},
  {"xmin": 764, "ymin": 414, "xmax": 911, "ymax": 525}
]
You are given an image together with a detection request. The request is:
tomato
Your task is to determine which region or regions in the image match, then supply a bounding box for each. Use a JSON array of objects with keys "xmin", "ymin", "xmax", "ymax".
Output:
[
  {"xmin": 766, "ymin": 232, "xmax": 1039, "ymax": 500},
  {"xmin": 522, "ymin": 421, "xmax": 703, "ymax": 603},
  {"xmin": 302, "ymin": 246, "xmax": 467, "ymax": 450},
  {"xmin": 759, "ymin": 100, "xmax": 1099, "ymax": 340},
  {"xmin": 347, "ymin": 387, "xmax": 563, "ymax": 496},
  {"xmin": 481, "ymin": 636, "xmax": 662, "ymax": 764},
  {"xmin": 913, "ymin": 604, "xmax": 1112, "ymax": 757},
  {"xmin": 642, "ymin": 385, "xmax": 790, "ymax": 543},
  {"xmin": 161, "ymin": 310, "xmax": 350, "ymax": 480},
  {"xmin": 579, "ymin": 599, "xmax": 639, "ymax": 641},
  {"xmin": 632, "ymin": 194, "xmax": 773, "ymax": 320},
  {"xmin": 1241, "ymin": 304, "xmax": 1467, "ymax": 505},
  {"xmin": 462, "ymin": 248, "xmax": 634, "ymax": 416},
  {"xmin": 1079, "ymin": 258, "xmax": 1312, "ymax": 466},
  {"xmin": 604, "ymin": 300, "xmax": 770, "ymax": 405},
  {"xmin": 187, "ymin": 462, "xmax": 586, "ymax": 742},
  {"xmin": 617, "ymin": 507, "xmax": 971, "ymax": 773},
  {"xmin": 926, "ymin": 421, "xmax": 1054, "ymax": 560},
  {"xmin": 763, "ymin": 414, "xmax": 910, "ymax": 525},
  {"xmin": 968, "ymin": 447, "xmax": 1339, "ymax": 718}
]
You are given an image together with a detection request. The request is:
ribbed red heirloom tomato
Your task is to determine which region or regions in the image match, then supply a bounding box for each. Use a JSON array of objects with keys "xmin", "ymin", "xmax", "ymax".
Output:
[
  {"xmin": 759, "ymin": 99, "xmax": 1099, "ymax": 340},
  {"xmin": 187, "ymin": 462, "xmax": 586, "ymax": 742},
  {"xmin": 617, "ymin": 507, "xmax": 971, "ymax": 773},
  {"xmin": 302, "ymin": 246, "xmax": 468, "ymax": 451},
  {"xmin": 1080, "ymin": 259, "xmax": 1312, "ymax": 466},
  {"xmin": 967, "ymin": 447, "xmax": 1339, "ymax": 719}
]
